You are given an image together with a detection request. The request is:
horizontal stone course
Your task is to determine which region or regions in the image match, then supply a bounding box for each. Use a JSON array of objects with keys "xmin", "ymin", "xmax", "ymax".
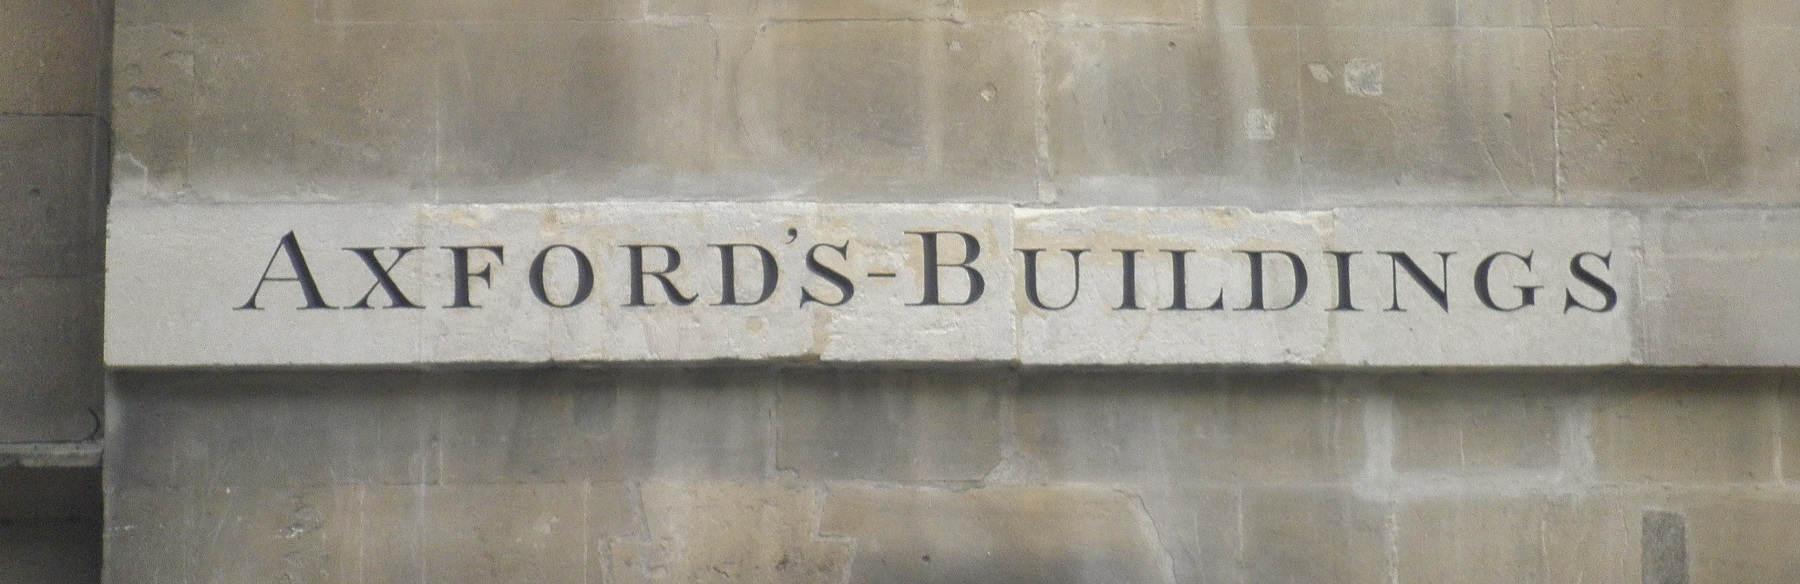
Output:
[{"xmin": 104, "ymin": 201, "xmax": 1711, "ymax": 367}]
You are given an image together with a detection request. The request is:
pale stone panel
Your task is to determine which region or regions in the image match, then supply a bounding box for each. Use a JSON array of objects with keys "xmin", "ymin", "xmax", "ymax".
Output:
[
  {"xmin": 1014, "ymin": 207, "xmax": 1331, "ymax": 365},
  {"xmin": 1240, "ymin": 488, "xmax": 1391, "ymax": 584},
  {"xmin": 1324, "ymin": 207, "xmax": 1638, "ymax": 366},
  {"xmin": 1641, "ymin": 209, "xmax": 1800, "ymax": 366},
  {"xmin": 1385, "ymin": 374, "xmax": 1566, "ymax": 474},
  {"xmin": 111, "ymin": 24, "xmax": 195, "ymax": 203},
  {"xmin": 819, "ymin": 485, "xmax": 1172, "ymax": 584},
  {"xmin": 359, "ymin": 484, "xmax": 587, "ymax": 584},
  {"xmin": 105, "ymin": 487, "xmax": 362, "ymax": 584},
  {"xmin": 608, "ymin": 482, "xmax": 850, "ymax": 584},
  {"xmin": 964, "ymin": 0, "xmax": 1194, "ymax": 23},
  {"xmin": 106, "ymin": 204, "xmax": 428, "ymax": 366},
  {"xmin": 1683, "ymin": 494, "xmax": 1800, "ymax": 581},
  {"xmin": 317, "ymin": 0, "xmax": 642, "ymax": 22}
]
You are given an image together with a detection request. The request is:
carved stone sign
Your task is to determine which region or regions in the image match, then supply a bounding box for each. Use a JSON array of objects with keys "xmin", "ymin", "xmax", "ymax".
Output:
[{"xmin": 105, "ymin": 203, "xmax": 1637, "ymax": 367}]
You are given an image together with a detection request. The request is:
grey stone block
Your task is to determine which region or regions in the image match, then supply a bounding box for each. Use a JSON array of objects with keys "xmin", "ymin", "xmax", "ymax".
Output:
[
  {"xmin": 0, "ymin": 116, "xmax": 102, "ymax": 277},
  {"xmin": 775, "ymin": 368, "xmax": 1004, "ymax": 481},
  {"xmin": 1643, "ymin": 209, "xmax": 1800, "ymax": 365},
  {"xmin": 0, "ymin": 277, "xmax": 101, "ymax": 443}
]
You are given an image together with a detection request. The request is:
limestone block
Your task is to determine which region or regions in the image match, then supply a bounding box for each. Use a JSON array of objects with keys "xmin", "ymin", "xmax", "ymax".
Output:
[
  {"xmin": 434, "ymin": 369, "xmax": 771, "ymax": 483},
  {"xmin": 131, "ymin": 20, "xmax": 440, "ymax": 203},
  {"xmin": 1592, "ymin": 373, "xmax": 1779, "ymax": 483},
  {"xmin": 1553, "ymin": 29, "xmax": 1747, "ymax": 201},
  {"xmin": 1548, "ymin": 0, "xmax": 1798, "ymax": 27},
  {"xmin": 608, "ymin": 482, "xmax": 849, "ymax": 584},
  {"xmin": 318, "ymin": 0, "xmax": 641, "ymax": 22},
  {"xmin": 964, "ymin": 0, "xmax": 1193, "ymax": 23},
  {"xmin": 1325, "ymin": 207, "xmax": 1637, "ymax": 366},
  {"xmin": 1682, "ymin": 494, "xmax": 1800, "ymax": 581},
  {"xmin": 1013, "ymin": 371, "xmax": 1365, "ymax": 482},
  {"xmin": 107, "ymin": 372, "xmax": 439, "ymax": 488},
  {"xmin": 1541, "ymin": 495, "xmax": 1639, "ymax": 584},
  {"xmin": 1642, "ymin": 209, "xmax": 1800, "ymax": 365},
  {"xmin": 775, "ymin": 368, "xmax": 1004, "ymax": 481},
  {"xmin": 111, "ymin": 24, "xmax": 195, "ymax": 202},
  {"xmin": 1385, "ymin": 373, "xmax": 1566, "ymax": 474},
  {"xmin": 359, "ymin": 483, "xmax": 586, "ymax": 583},
  {"xmin": 434, "ymin": 22, "xmax": 715, "ymax": 203},
  {"xmin": 1298, "ymin": 28, "xmax": 1554, "ymax": 205},
  {"xmin": 0, "ymin": 277, "xmax": 101, "ymax": 443},
  {"xmin": 107, "ymin": 204, "xmax": 428, "ymax": 366},
  {"xmin": 105, "ymin": 487, "xmax": 361, "ymax": 584},
  {"xmin": 726, "ymin": 22, "xmax": 1038, "ymax": 203},
  {"xmin": 1396, "ymin": 497, "xmax": 1549, "ymax": 584},
  {"xmin": 1729, "ymin": 29, "xmax": 1800, "ymax": 201},
  {"xmin": 1044, "ymin": 26, "xmax": 1302, "ymax": 207},
  {"xmin": 0, "ymin": 1, "xmax": 106, "ymax": 114},
  {"xmin": 1015, "ymin": 207, "xmax": 1330, "ymax": 364},
  {"xmin": 1239, "ymin": 488, "xmax": 1390, "ymax": 584},
  {"xmin": 1784, "ymin": 385, "xmax": 1800, "ymax": 484},
  {"xmin": 1212, "ymin": 0, "xmax": 1451, "ymax": 26},
  {"xmin": 819, "ymin": 485, "xmax": 1171, "ymax": 584},
  {"xmin": 1133, "ymin": 486, "xmax": 1240, "ymax": 584},
  {"xmin": 0, "ymin": 116, "xmax": 103, "ymax": 277}
]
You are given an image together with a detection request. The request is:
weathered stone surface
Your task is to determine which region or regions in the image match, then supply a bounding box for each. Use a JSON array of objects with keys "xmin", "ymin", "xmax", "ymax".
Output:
[
  {"xmin": 106, "ymin": 203, "xmax": 1664, "ymax": 366},
  {"xmin": 776, "ymin": 368, "xmax": 1003, "ymax": 481},
  {"xmin": 820, "ymin": 485, "xmax": 1171, "ymax": 584},
  {"xmin": 966, "ymin": 0, "xmax": 1192, "ymax": 22},
  {"xmin": 0, "ymin": 116, "xmax": 103, "ymax": 277},
  {"xmin": 1396, "ymin": 497, "xmax": 1548, "ymax": 584},
  {"xmin": 609, "ymin": 482, "xmax": 849, "ymax": 584},
  {"xmin": 1642, "ymin": 209, "xmax": 1800, "ymax": 366},
  {"xmin": 0, "ymin": 277, "xmax": 101, "ymax": 443},
  {"xmin": 107, "ymin": 371, "xmax": 438, "ymax": 488},
  {"xmin": 1044, "ymin": 26, "xmax": 1302, "ymax": 207},
  {"xmin": 1133, "ymin": 485, "xmax": 1240, "ymax": 584},
  {"xmin": 319, "ymin": 0, "xmax": 641, "ymax": 22},
  {"xmin": 0, "ymin": 1, "xmax": 107, "ymax": 114},
  {"xmin": 1387, "ymin": 374, "xmax": 1565, "ymax": 474},
  {"xmin": 1592, "ymin": 374, "xmax": 1779, "ymax": 483},
  {"xmin": 1240, "ymin": 488, "xmax": 1390, "ymax": 584},
  {"xmin": 106, "ymin": 487, "xmax": 360, "ymax": 583},
  {"xmin": 1682, "ymin": 494, "xmax": 1800, "ymax": 582},
  {"xmin": 1013, "ymin": 371, "xmax": 1364, "ymax": 483},
  {"xmin": 1298, "ymin": 28, "xmax": 1554, "ymax": 205},
  {"xmin": 434, "ymin": 369, "xmax": 771, "ymax": 483},
  {"xmin": 1783, "ymin": 384, "xmax": 1800, "ymax": 484},
  {"xmin": 1326, "ymin": 207, "xmax": 1637, "ymax": 366},
  {"xmin": 360, "ymin": 483, "xmax": 587, "ymax": 583}
]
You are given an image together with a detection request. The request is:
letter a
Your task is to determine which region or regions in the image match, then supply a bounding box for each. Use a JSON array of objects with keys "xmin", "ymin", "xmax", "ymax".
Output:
[{"xmin": 237, "ymin": 231, "xmax": 334, "ymax": 310}]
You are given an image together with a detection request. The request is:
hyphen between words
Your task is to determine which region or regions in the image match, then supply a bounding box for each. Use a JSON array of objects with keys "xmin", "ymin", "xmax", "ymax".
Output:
[{"xmin": 237, "ymin": 230, "xmax": 1620, "ymax": 314}]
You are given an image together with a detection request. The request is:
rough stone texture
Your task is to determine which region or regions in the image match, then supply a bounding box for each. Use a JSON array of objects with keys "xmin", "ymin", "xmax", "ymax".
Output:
[
  {"xmin": 609, "ymin": 483, "xmax": 849, "ymax": 584},
  {"xmin": 1396, "ymin": 497, "xmax": 1548, "ymax": 584},
  {"xmin": 1240, "ymin": 487, "xmax": 1390, "ymax": 584},
  {"xmin": 0, "ymin": 0, "xmax": 107, "ymax": 114},
  {"xmin": 820, "ymin": 485, "xmax": 1171, "ymax": 584},
  {"xmin": 0, "ymin": 116, "xmax": 104, "ymax": 278},
  {"xmin": 1642, "ymin": 209, "xmax": 1800, "ymax": 366},
  {"xmin": 1387, "ymin": 374, "xmax": 1565, "ymax": 475},
  {"xmin": 776, "ymin": 368, "xmax": 1004, "ymax": 481},
  {"xmin": 1592, "ymin": 374, "xmax": 1779, "ymax": 483},
  {"xmin": 0, "ymin": 277, "xmax": 102, "ymax": 443}
]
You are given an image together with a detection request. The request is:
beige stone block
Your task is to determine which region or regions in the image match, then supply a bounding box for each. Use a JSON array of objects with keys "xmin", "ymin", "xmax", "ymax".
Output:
[
  {"xmin": 115, "ymin": 0, "xmax": 312, "ymax": 25},
  {"xmin": 1549, "ymin": 0, "xmax": 1799, "ymax": 27},
  {"xmin": 112, "ymin": 24, "xmax": 195, "ymax": 202},
  {"xmin": 360, "ymin": 483, "xmax": 586, "ymax": 584},
  {"xmin": 1592, "ymin": 374, "xmax": 1779, "ymax": 483},
  {"xmin": 1683, "ymin": 494, "xmax": 1800, "ymax": 581},
  {"xmin": 0, "ymin": 278, "xmax": 100, "ymax": 443},
  {"xmin": 965, "ymin": 0, "xmax": 1192, "ymax": 23},
  {"xmin": 820, "ymin": 485, "xmax": 1171, "ymax": 584},
  {"xmin": 1325, "ymin": 207, "xmax": 1637, "ymax": 366},
  {"xmin": 608, "ymin": 482, "xmax": 850, "ymax": 584},
  {"xmin": 1396, "ymin": 497, "xmax": 1548, "ymax": 584},
  {"xmin": 0, "ymin": 116, "xmax": 103, "ymax": 277},
  {"xmin": 1728, "ymin": 29, "xmax": 1800, "ymax": 202},
  {"xmin": 1541, "ymin": 494, "xmax": 1640, "ymax": 584},
  {"xmin": 1387, "ymin": 374, "xmax": 1564, "ymax": 474},
  {"xmin": 1298, "ymin": 28, "xmax": 1555, "ymax": 205},
  {"xmin": 1240, "ymin": 488, "xmax": 1390, "ymax": 584},
  {"xmin": 0, "ymin": 1, "xmax": 106, "ymax": 114},
  {"xmin": 106, "ymin": 487, "xmax": 361, "ymax": 584},
  {"xmin": 1553, "ymin": 29, "xmax": 1746, "ymax": 200},
  {"xmin": 761, "ymin": 0, "xmax": 956, "ymax": 20},
  {"xmin": 318, "ymin": 0, "xmax": 641, "ymax": 22},
  {"xmin": 435, "ymin": 22, "xmax": 716, "ymax": 203},
  {"xmin": 1135, "ymin": 485, "xmax": 1240, "ymax": 584},
  {"xmin": 776, "ymin": 369, "xmax": 1003, "ymax": 481},
  {"xmin": 727, "ymin": 22, "xmax": 1037, "ymax": 202},
  {"xmin": 107, "ymin": 372, "xmax": 440, "ymax": 488},
  {"xmin": 1212, "ymin": 0, "xmax": 1452, "ymax": 26},
  {"xmin": 435, "ymin": 369, "xmax": 771, "ymax": 483},
  {"xmin": 179, "ymin": 22, "xmax": 439, "ymax": 202},
  {"xmin": 1045, "ymin": 26, "xmax": 1301, "ymax": 207},
  {"xmin": 1642, "ymin": 209, "xmax": 1800, "ymax": 366},
  {"xmin": 1013, "ymin": 371, "xmax": 1365, "ymax": 482}
]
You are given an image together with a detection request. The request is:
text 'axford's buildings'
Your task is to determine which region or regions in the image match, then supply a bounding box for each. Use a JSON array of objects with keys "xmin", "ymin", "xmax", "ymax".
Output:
[{"xmin": 3, "ymin": 0, "xmax": 1800, "ymax": 581}]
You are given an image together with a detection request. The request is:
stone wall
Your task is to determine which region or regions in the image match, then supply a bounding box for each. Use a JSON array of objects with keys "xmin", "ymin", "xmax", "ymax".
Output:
[
  {"xmin": 0, "ymin": 0, "xmax": 108, "ymax": 581},
  {"xmin": 83, "ymin": 0, "xmax": 1800, "ymax": 582}
]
